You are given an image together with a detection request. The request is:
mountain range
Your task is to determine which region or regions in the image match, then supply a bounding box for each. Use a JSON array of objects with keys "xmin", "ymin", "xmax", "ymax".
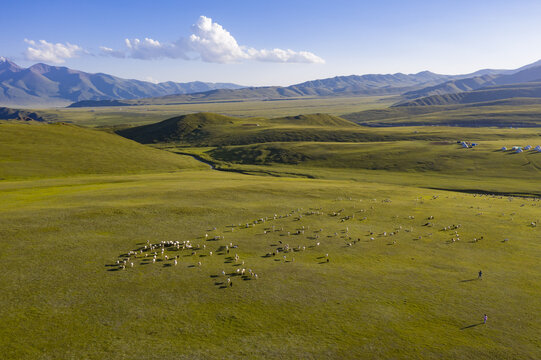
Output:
[
  {"xmin": 3, "ymin": 56, "xmax": 541, "ymax": 109},
  {"xmin": 69, "ymin": 62, "xmax": 541, "ymax": 108},
  {"xmin": 0, "ymin": 57, "xmax": 243, "ymax": 107},
  {"xmin": 401, "ymin": 61, "xmax": 541, "ymax": 100}
]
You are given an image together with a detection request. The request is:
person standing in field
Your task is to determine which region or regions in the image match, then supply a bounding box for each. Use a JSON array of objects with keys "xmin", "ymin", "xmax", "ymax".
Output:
[
  {"xmin": 478, "ymin": 270, "xmax": 483, "ymax": 280},
  {"xmin": 484, "ymin": 314, "xmax": 487, "ymax": 324}
]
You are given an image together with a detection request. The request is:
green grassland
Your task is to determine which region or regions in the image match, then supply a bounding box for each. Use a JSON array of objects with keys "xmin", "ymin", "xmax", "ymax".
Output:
[
  {"xmin": 118, "ymin": 112, "xmax": 541, "ymax": 148},
  {"xmin": 165, "ymin": 136, "xmax": 541, "ymax": 196},
  {"xmin": 1, "ymin": 170, "xmax": 540, "ymax": 359},
  {"xmin": 202, "ymin": 136, "xmax": 541, "ymax": 178},
  {"xmin": 1, "ymin": 108, "xmax": 541, "ymax": 359},
  {"xmin": 32, "ymin": 96, "xmax": 394, "ymax": 128},
  {"xmin": 0, "ymin": 122, "xmax": 206, "ymax": 180},
  {"xmin": 343, "ymin": 100, "xmax": 541, "ymax": 127}
]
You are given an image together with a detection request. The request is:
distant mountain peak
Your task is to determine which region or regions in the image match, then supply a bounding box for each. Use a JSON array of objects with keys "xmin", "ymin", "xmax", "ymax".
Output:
[
  {"xmin": 0, "ymin": 60, "xmax": 244, "ymax": 107},
  {"xmin": 29, "ymin": 62, "xmax": 64, "ymax": 74},
  {"xmin": 0, "ymin": 57, "xmax": 22, "ymax": 73}
]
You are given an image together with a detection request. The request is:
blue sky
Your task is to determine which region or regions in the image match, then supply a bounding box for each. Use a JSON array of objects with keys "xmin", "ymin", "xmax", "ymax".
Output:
[{"xmin": 2, "ymin": 0, "xmax": 541, "ymax": 86}]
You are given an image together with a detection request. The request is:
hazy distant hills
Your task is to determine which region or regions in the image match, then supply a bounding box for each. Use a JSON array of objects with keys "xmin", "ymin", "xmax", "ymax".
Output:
[
  {"xmin": 70, "ymin": 62, "xmax": 541, "ymax": 107},
  {"xmin": 396, "ymin": 82, "xmax": 541, "ymax": 107},
  {"xmin": 73, "ymin": 71, "xmax": 464, "ymax": 107},
  {"xmin": 0, "ymin": 57, "xmax": 243, "ymax": 107},
  {"xmin": 402, "ymin": 64, "xmax": 541, "ymax": 100},
  {"xmin": 4, "ymin": 55, "xmax": 541, "ymax": 109}
]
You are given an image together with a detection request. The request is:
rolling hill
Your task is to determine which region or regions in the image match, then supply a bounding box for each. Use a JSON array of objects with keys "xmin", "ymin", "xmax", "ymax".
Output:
[
  {"xmin": 342, "ymin": 98, "xmax": 541, "ymax": 127},
  {"xmin": 396, "ymin": 82, "xmax": 541, "ymax": 107},
  {"xmin": 0, "ymin": 106, "xmax": 46, "ymax": 122},
  {"xmin": 0, "ymin": 58, "xmax": 243, "ymax": 107},
  {"xmin": 0, "ymin": 122, "xmax": 206, "ymax": 180},
  {"xmin": 116, "ymin": 112, "xmax": 416, "ymax": 146},
  {"xmin": 403, "ymin": 64, "xmax": 541, "ymax": 99}
]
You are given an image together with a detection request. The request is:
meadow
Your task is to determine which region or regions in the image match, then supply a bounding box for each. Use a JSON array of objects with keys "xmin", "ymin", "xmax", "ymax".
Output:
[
  {"xmin": 35, "ymin": 95, "xmax": 395, "ymax": 128},
  {"xmin": 1, "ymin": 105, "xmax": 540, "ymax": 359}
]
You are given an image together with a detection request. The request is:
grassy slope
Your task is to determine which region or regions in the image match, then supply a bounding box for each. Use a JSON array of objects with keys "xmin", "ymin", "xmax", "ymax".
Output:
[
  {"xmin": 0, "ymin": 122, "xmax": 206, "ymax": 180},
  {"xmin": 117, "ymin": 112, "xmax": 386, "ymax": 146},
  {"xmin": 120, "ymin": 112, "xmax": 533, "ymax": 147},
  {"xmin": 29, "ymin": 96, "xmax": 395, "ymax": 128},
  {"xmin": 2, "ymin": 108, "xmax": 541, "ymax": 359},
  {"xmin": 342, "ymin": 101, "xmax": 541, "ymax": 127},
  {"xmin": 207, "ymin": 138, "xmax": 541, "ymax": 175},
  {"xmin": 164, "ymin": 125, "xmax": 541, "ymax": 195},
  {"xmin": 397, "ymin": 82, "xmax": 541, "ymax": 107},
  {"xmin": 0, "ymin": 171, "xmax": 540, "ymax": 359}
]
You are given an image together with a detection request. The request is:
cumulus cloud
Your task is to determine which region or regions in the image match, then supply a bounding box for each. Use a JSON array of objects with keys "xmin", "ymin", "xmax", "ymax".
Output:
[
  {"xmin": 188, "ymin": 15, "xmax": 247, "ymax": 63},
  {"xmin": 24, "ymin": 39, "xmax": 83, "ymax": 64},
  {"xmin": 101, "ymin": 16, "xmax": 324, "ymax": 64}
]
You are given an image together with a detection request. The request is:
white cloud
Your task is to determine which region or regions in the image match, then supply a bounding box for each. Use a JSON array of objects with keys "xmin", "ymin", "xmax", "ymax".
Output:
[
  {"xmin": 99, "ymin": 46, "xmax": 125, "ymax": 58},
  {"xmin": 246, "ymin": 48, "xmax": 325, "ymax": 64},
  {"xmin": 102, "ymin": 37, "xmax": 189, "ymax": 60},
  {"xmin": 188, "ymin": 15, "xmax": 247, "ymax": 63},
  {"xmin": 100, "ymin": 16, "xmax": 324, "ymax": 64},
  {"xmin": 24, "ymin": 39, "xmax": 83, "ymax": 64}
]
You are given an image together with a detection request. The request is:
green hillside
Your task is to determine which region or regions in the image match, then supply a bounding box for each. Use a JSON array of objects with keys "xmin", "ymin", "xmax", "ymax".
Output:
[
  {"xmin": 2, "ymin": 170, "xmax": 540, "ymax": 359},
  {"xmin": 117, "ymin": 112, "xmax": 238, "ymax": 144},
  {"xmin": 207, "ymin": 140, "xmax": 541, "ymax": 178},
  {"xmin": 397, "ymin": 82, "xmax": 541, "ymax": 107},
  {"xmin": 117, "ymin": 112, "xmax": 396, "ymax": 146},
  {"xmin": 0, "ymin": 122, "xmax": 206, "ymax": 180},
  {"xmin": 343, "ymin": 101, "xmax": 541, "ymax": 127}
]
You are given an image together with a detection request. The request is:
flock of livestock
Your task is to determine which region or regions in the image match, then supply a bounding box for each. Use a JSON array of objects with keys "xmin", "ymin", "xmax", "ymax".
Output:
[{"xmin": 110, "ymin": 193, "xmax": 539, "ymax": 290}]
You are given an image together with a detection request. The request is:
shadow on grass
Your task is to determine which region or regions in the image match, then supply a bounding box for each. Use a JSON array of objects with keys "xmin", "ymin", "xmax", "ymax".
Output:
[
  {"xmin": 460, "ymin": 278, "xmax": 479, "ymax": 282},
  {"xmin": 460, "ymin": 323, "xmax": 484, "ymax": 330}
]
